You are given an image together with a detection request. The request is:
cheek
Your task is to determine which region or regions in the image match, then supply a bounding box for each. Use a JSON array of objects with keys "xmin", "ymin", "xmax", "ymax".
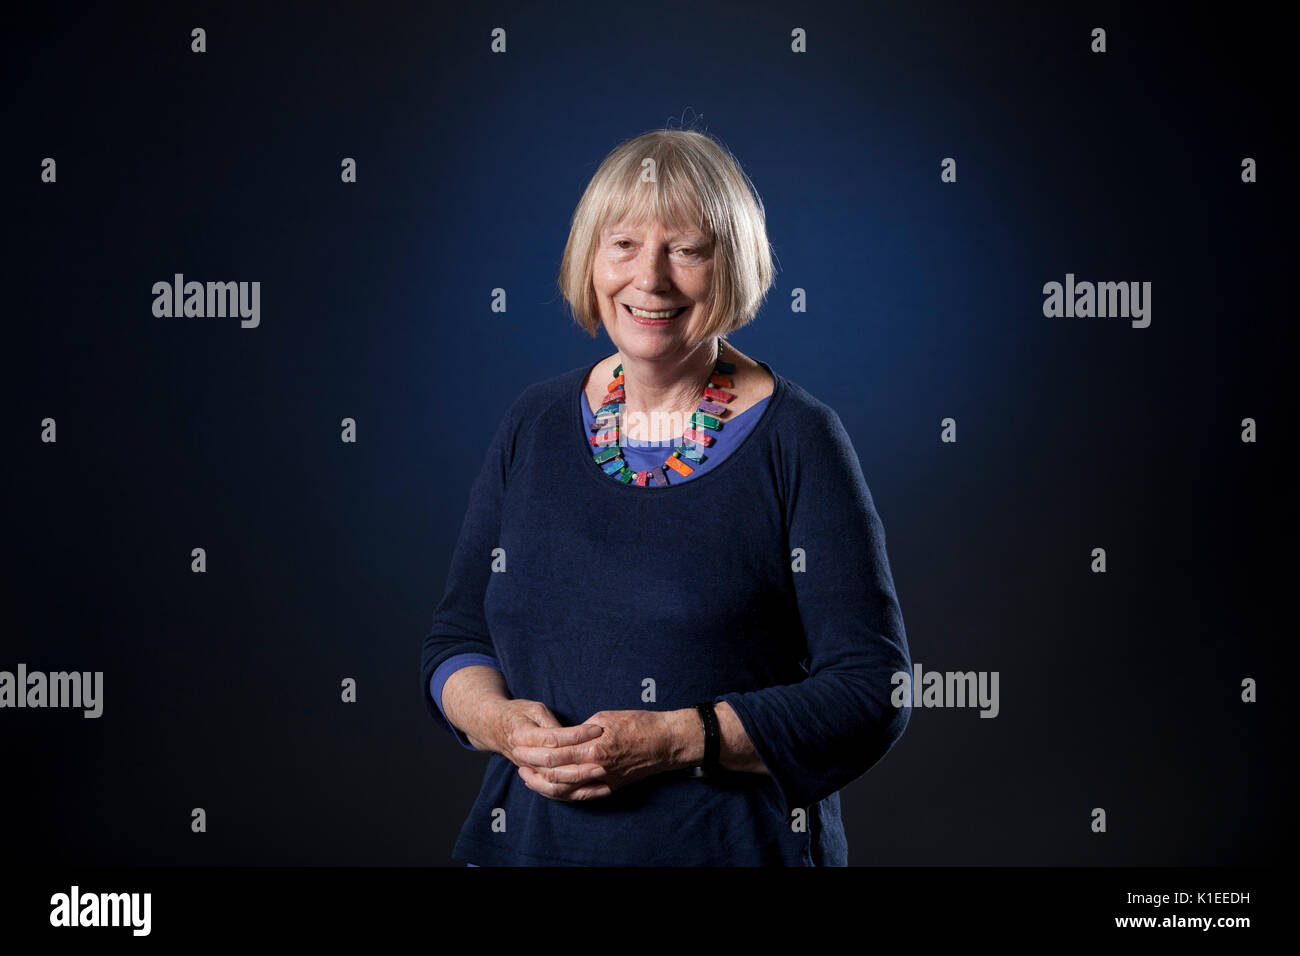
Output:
[
  {"xmin": 593, "ymin": 265, "xmax": 624, "ymax": 294},
  {"xmin": 684, "ymin": 266, "xmax": 714, "ymax": 299}
]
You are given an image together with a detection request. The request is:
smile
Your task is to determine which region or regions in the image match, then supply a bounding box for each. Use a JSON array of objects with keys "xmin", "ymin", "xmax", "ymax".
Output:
[{"xmin": 623, "ymin": 303, "xmax": 687, "ymax": 319}]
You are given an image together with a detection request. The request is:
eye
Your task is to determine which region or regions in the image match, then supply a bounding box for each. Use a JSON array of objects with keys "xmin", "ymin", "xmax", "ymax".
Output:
[
  {"xmin": 614, "ymin": 240, "xmax": 632, "ymax": 250},
  {"xmin": 678, "ymin": 247, "xmax": 697, "ymax": 256}
]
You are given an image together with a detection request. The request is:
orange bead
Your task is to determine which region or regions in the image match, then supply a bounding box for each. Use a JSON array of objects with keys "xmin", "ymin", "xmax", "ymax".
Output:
[{"xmin": 665, "ymin": 456, "xmax": 694, "ymax": 477}]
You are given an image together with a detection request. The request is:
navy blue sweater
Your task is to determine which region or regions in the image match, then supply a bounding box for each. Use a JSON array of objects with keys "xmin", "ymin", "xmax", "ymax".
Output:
[{"xmin": 419, "ymin": 358, "xmax": 911, "ymax": 865}]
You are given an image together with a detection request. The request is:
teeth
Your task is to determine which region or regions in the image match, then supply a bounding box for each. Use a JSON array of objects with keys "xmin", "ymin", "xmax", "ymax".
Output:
[{"xmin": 628, "ymin": 305, "xmax": 682, "ymax": 319}]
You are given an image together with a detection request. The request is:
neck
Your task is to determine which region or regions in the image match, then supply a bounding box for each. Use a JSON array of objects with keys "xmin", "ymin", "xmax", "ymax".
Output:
[{"xmin": 616, "ymin": 338, "xmax": 720, "ymax": 442}]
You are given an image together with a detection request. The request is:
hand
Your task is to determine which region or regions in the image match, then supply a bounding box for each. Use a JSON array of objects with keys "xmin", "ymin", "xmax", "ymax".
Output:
[
  {"xmin": 512, "ymin": 709, "xmax": 677, "ymax": 802},
  {"xmin": 480, "ymin": 698, "xmax": 604, "ymax": 774}
]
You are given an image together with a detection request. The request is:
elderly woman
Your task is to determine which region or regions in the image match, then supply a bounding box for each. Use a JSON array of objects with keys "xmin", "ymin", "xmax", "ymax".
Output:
[{"xmin": 420, "ymin": 128, "xmax": 911, "ymax": 866}]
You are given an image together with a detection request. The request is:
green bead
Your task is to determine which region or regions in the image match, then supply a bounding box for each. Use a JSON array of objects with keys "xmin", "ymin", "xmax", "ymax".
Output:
[
  {"xmin": 689, "ymin": 413, "xmax": 720, "ymax": 429},
  {"xmin": 676, "ymin": 444, "xmax": 703, "ymax": 462},
  {"xmin": 593, "ymin": 446, "xmax": 620, "ymax": 464}
]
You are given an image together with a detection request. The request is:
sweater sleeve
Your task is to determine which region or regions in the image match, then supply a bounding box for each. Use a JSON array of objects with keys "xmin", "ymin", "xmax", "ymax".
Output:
[
  {"xmin": 715, "ymin": 404, "xmax": 912, "ymax": 815},
  {"xmin": 419, "ymin": 389, "xmax": 526, "ymax": 738}
]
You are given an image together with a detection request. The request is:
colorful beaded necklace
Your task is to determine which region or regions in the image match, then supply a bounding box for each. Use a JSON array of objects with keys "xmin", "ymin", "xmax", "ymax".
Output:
[{"xmin": 589, "ymin": 339, "xmax": 737, "ymax": 486}]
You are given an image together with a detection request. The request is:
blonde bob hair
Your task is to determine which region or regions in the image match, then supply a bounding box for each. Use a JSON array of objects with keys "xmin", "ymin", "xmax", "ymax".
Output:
[{"xmin": 558, "ymin": 129, "xmax": 776, "ymax": 341}]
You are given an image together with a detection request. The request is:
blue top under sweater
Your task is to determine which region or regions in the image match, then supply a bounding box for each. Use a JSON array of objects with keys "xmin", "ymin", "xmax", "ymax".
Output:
[{"xmin": 419, "ymin": 357, "xmax": 911, "ymax": 865}]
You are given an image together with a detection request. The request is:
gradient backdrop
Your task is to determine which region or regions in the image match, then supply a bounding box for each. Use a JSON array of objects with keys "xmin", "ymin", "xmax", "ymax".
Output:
[{"xmin": 4, "ymin": 0, "xmax": 1288, "ymax": 865}]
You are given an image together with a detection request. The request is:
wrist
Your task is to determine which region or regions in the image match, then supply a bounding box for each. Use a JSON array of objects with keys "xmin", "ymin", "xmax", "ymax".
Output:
[
  {"xmin": 474, "ymin": 697, "xmax": 511, "ymax": 754},
  {"xmin": 449, "ymin": 691, "xmax": 504, "ymax": 754},
  {"xmin": 442, "ymin": 666, "xmax": 510, "ymax": 750},
  {"xmin": 661, "ymin": 708, "xmax": 706, "ymax": 771}
]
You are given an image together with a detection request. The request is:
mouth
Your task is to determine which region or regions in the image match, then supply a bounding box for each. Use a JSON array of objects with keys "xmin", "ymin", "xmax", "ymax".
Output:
[{"xmin": 622, "ymin": 302, "xmax": 688, "ymax": 322}]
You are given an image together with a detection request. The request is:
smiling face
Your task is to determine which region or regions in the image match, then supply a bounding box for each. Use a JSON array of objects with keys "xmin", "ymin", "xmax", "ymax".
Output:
[{"xmin": 593, "ymin": 215, "xmax": 715, "ymax": 359}]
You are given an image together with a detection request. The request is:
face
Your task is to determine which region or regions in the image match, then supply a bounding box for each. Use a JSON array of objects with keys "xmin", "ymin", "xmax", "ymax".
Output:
[{"xmin": 592, "ymin": 216, "xmax": 715, "ymax": 360}]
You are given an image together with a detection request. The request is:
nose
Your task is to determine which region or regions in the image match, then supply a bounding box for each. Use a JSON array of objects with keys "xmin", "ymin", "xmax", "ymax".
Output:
[{"xmin": 635, "ymin": 244, "xmax": 672, "ymax": 293}]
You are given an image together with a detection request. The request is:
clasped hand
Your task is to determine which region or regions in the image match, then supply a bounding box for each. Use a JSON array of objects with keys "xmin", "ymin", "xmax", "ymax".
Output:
[{"xmin": 483, "ymin": 699, "xmax": 678, "ymax": 802}]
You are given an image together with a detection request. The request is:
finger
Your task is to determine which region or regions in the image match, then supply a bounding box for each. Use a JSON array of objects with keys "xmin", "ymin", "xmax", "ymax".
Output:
[
  {"xmin": 567, "ymin": 784, "xmax": 613, "ymax": 801},
  {"xmin": 518, "ymin": 765, "xmax": 611, "ymax": 802},
  {"xmin": 518, "ymin": 764, "xmax": 573, "ymax": 800},
  {"xmin": 509, "ymin": 722, "xmax": 604, "ymax": 749},
  {"xmin": 536, "ymin": 763, "xmax": 607, "ymax": 785},
  {"xmin": 526, "ymin": 706, "xmax": 562, "ymax": 729},
  {"xmin": 511, "ymin": 741, "xmax": 598, "ymax": 769}
]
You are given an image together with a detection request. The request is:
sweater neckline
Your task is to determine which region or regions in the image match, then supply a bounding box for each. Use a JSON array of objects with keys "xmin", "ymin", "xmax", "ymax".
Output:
[{"xmin": 571, "ymin": 356, "xmax": 787, "ymax": 494}]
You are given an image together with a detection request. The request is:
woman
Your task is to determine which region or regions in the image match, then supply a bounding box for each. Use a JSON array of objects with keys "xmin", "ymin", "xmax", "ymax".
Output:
[{"xmin": 420, "ymin": 128, "xmax": 911, "ymax": 866}]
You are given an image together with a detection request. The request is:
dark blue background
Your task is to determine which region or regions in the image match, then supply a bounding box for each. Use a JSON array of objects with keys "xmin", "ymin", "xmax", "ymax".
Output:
[{"xmin": 5, "ymin": 0, "xmax": 1288, "ymax": 865}]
